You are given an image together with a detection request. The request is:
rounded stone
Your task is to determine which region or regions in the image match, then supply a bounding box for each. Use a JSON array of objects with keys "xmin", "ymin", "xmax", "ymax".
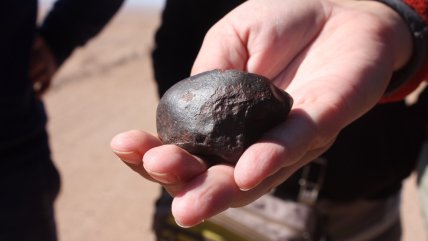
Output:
[{"xmin": 156, "ymin": 69, "xmax": 293, "ymax": 165}]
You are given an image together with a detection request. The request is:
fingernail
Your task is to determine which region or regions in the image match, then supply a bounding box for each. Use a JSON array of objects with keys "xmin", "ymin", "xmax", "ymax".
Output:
[
  {"xmin": 239, "ymin": 187, "xmax": 253, "ymax": 191},
  {"xmin": 146, "ymin": 169, "xmax": 179, "ymax": 184},
  {"xmin": 238, "ymin": 181, "xmax": 261, "ymax": 191},
  {"xmin": 175, "ymin": 220, "xmax": 192, "ymax": 228},
  {"xmin": 120, "ymin": 158, "xmax": 137, "ymax": 164},
  {"xmin": 112, "ymin": 150, "xmax": 141, "ymax": 165},
  {"xmin": 239, "ymin": 183, "xmax": 259, "ymax": 191},
  {"xmin": 175, "ymin": 219, "xmax": 203, "ymax": 228}
]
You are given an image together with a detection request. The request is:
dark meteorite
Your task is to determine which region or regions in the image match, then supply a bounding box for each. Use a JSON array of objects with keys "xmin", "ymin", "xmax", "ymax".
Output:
[{"xmin": 156, "ymin": 69, "xmax": 293, "ymax": 165}]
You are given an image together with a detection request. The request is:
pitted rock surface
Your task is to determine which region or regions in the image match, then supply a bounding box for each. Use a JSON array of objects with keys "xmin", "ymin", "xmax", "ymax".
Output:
[{"xmin": 156, "ymin": 69, "xmax": 293, "ymax": 165}]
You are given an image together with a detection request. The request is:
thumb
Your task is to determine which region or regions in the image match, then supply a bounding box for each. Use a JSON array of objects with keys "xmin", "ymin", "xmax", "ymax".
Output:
[{"xmin": 191, "ymin": 0, "xmax": 327, "ymax": 79}]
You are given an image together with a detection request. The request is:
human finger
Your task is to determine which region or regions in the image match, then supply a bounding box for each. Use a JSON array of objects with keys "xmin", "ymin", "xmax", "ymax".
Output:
[
  {"xmin": 232, "ymin": 109, "xmax": 319, "ymax": 190},
  {"xmin": 171, "ymin": 164, "xmax": 239, "ymax": 227},
  {"xmin": 143, "ymin": 144, "xmax": 208, "ymax": 196},
  {"xmin": 170, "ymin": 160, "xmax": 302, "ymax": 227},
  {"xmin": 110, "ymin": 130, "xmax": 162, "ymax": 181}
]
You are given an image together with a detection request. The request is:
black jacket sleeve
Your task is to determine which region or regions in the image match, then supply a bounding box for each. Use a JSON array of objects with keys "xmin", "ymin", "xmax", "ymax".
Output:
[{"xmin": 38, "ymin": 0, "xmax": 124, "ymax": 65}]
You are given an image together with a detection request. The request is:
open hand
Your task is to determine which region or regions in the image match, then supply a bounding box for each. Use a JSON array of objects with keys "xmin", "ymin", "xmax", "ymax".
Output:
[{"xmin": 111, "ymin": 0, "xmax": 412, "ymax": 227}]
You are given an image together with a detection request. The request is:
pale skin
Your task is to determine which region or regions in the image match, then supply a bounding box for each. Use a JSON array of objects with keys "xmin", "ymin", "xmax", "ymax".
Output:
[{"xmin": 110, "ymin": 0, "xmax": 413, "ymax": 227}]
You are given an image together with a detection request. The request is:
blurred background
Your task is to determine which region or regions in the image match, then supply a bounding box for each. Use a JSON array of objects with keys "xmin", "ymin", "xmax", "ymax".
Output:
[
  {"xmin": 40, "ymin": 1, "xmax": 163, "ymax": 240},
  {"xmin": 39, "ymin": 1, "xmax": 427, "ymax": 240}
]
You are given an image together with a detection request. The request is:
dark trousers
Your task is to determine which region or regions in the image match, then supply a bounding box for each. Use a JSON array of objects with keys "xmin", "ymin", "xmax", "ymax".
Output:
[{"xmin": 0, "ymin": 131, "xmax": 60, "ymax": 241}]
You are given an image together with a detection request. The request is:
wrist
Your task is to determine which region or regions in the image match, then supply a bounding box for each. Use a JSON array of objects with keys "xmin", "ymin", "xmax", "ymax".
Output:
[
  {"xmin": 355, "ymin": 0, "xmax": 413, "ymax": 70},
  {"xmin": 338, "ymin": 0, "xmax": 428, "ymax": 101},
  {"xmin": 363, "ymin": 0, "xmax": 428, "ymax": 101}
]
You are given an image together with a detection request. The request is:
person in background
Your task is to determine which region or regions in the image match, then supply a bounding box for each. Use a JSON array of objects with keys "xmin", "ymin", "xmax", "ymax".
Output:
[
  {"xmin": 0, "ymin": 1, "xmax": 124, "ymax": 240},
  {"xmin": 111, "ymin": 0, "xmax": 428, "ymax": 240}
]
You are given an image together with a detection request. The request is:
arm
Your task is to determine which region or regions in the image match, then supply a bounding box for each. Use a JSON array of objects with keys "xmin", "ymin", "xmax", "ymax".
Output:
[
  {"xmin": 38, "ymin": 0, "xmax": 124, "ymax": 66},
  {"xmin": 30, "ymin": 0, "xmax": 124, "ymax": 97}
]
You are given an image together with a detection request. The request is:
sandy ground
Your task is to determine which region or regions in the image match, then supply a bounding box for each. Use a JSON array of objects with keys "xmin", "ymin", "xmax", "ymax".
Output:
[
  {"xmin": 42, "ymin": 5, "xmax": 427, "ymax": 241},
  {"xmin": 44, "ymin": 6, "xmax": 161, "ymax": 241}
]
